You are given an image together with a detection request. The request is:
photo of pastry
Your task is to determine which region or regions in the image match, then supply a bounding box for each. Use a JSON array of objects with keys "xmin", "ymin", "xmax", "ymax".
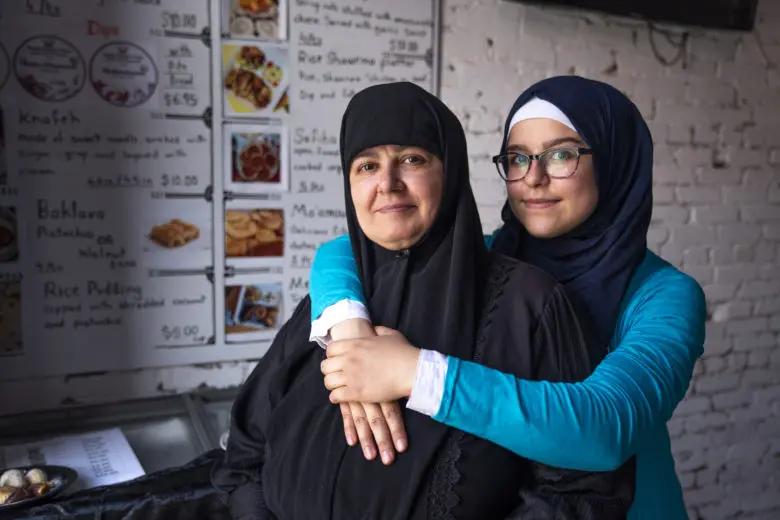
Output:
[
  {"xmin": 0, "ymin": 281, "xmax": 21, "ymax": 354},
  {"xmin": 225, "ymin": 281, "xmax": 282, "ymax": 340},
  {"xmin": 225, "ymin": 208, "xmax": 284, "ymax": 258},
  {"xmin": 222, "ymin": 43, "xmax": 290, "ymax": 117},
  {"xmin": 225, "ymin": 124, "xmax": 289, "ymax": 193},
  {"xmin": 140, "ymin": 200, "xmax": 212, "ymax": 269},
  {"xmin": 225, "ymin": 0, "xmax": 287, "ymax": 41},
  {"xmin": 149, "ymin": 218, "xmax": 200, "ymax": 249},
  {"xmin": 0, "ymin": 207, "xmax": 18, "ymax": 264}
]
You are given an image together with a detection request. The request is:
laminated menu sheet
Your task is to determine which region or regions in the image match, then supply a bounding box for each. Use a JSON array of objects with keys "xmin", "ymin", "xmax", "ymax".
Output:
[{"xmin": 0, "ymin": 0, "xmax": 437, "ymax": 378}]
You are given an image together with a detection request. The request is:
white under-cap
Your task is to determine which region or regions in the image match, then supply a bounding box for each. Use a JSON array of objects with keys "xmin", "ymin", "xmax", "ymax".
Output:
[{"xmin": 507, "ymin": 97, "xmax": 577, "ymax": 137}]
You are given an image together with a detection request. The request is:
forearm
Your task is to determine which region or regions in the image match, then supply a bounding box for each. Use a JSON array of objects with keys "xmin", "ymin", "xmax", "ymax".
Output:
[
  {"xmin": 310, "ymin": 235, "xmax": 365, "ymax": 320},
  {"xmin": 435, "ymin": 357, "xmax": 640, "ymax": 471},
  {"xmin": 434, "ymin": 311, "xmax": 702, "ymax": 472}
]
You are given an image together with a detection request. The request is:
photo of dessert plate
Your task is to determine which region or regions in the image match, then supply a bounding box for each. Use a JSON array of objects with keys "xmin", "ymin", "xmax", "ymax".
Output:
[
  {"xmin": 228, "ymin": 0, "xmax": 283, "ymax": 40},
  {"xmin": 235, "ymin": 133, "xmax": 281, "ymax": 183},
  {"xmin": 224, "ymin": 209, "xmax": 284, "ymax": 258},
  {"xmin": 143, "ymin": 211, "xmax": 212, "ymax": 255},
  {"xmin": 225, "ymin": 282, "xmax": 283, "ymax": 339},
  {"xmin": 148, "ymin": 218, "xmax": 200, "ymax": 249}
]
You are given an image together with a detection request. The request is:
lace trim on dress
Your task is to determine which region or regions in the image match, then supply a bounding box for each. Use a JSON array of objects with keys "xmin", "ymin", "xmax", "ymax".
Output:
[{"xmin": 425, "ymin": 254, "xmax": 516, "ymax": 520}]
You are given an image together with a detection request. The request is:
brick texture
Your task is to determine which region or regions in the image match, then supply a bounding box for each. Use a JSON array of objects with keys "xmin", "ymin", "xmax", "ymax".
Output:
[{"xmin": 441, "ymin": 1, "xmax": 780, "ymax": 518}]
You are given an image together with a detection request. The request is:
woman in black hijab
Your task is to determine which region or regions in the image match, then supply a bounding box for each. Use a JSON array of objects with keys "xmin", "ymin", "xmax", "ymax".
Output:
[{"xmin": 211, "ymin": 82, "xmax": 634, "ymax": 519}]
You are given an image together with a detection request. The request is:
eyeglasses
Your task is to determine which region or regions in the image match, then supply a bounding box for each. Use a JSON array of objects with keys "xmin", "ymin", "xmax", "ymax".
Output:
[{"xmin": 491, "ymin": 146, "xmax": 593, "ymax": 182}]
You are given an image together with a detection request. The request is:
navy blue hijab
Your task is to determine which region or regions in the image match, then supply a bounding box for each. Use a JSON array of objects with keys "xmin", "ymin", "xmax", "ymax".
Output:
[{"xmin": 492, "ymin": 76, "xmax": 653, "ymax": 362}]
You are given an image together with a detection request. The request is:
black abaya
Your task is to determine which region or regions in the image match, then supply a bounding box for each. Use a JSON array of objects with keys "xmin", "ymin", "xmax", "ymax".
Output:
[{"xmin": 212, "ymin": 82, "xmax": 634, "ymax": 520}]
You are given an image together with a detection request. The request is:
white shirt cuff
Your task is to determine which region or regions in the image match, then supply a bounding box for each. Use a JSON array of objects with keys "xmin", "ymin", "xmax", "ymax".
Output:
[
  {"xmin": 406, "ymin": 349, "xmax": 449, "ymax": 417},
  {"xmin": 309, "ymin": 299, "xmax": 371, "ymax": 348}
]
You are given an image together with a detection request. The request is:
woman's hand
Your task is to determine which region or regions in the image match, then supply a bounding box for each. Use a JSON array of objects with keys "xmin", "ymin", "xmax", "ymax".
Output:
[
  {"xmin": 339, "ymin": 401, "xmax": 406, "ymax": 465},
  {"xmin": 322, "ymin": 327, "xmax": 421, "ymax": 404},
  {"xmin": 328, "ymin": 319, "xmax": 409, "ymax": 465}
]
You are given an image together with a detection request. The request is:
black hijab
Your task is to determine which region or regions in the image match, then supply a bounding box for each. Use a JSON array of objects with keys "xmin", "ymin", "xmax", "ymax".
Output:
[
  {"xmin": 329, "ymin": 81, "xmax": 490, "ymax": 518},
  {"xmin": 340, "ymin": 81, "xmax": 487, "ymax": 350},
  {"xmin": 492, "ymin": 76, "xmax": 653, "ymax": 360},
  {"xmin": 231, "ymin": 82, "xmax": 491, "ymax": 520}
]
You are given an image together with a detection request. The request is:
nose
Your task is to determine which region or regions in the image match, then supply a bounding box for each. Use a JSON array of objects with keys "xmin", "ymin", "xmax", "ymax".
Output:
[
  {"xmin": 522, "ymin": 158, "xmax": 549, "ymax": 188},
  {"xmin": 377, "ymin": 164, "xmax": 402, "ymax": 193}
]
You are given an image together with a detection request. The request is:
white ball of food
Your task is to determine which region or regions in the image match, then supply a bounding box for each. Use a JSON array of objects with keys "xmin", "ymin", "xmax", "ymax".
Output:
[
  {"xmin": 0, "ymin": 469, "xmax": 24, "ymax": 488},
  {"xmin": 230, "ymin": 16, "xmax": 254, "ymax": 36},
  {"xmin": 25, "ymin": 468, "xmax": 48, "ymax": 485},
  {"xmin": 255, "ymin": 20, "xmax": 277, "ymax": 39}
]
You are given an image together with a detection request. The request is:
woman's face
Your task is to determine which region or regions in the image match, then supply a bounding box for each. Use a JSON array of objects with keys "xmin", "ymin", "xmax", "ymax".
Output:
[
  {"xmin": 505, "ymin": 118, "xmax": 598, "ymax": 238},
  {"xmin": 349, "ymin": 145, "xmax": 443, "ymax": 250}
]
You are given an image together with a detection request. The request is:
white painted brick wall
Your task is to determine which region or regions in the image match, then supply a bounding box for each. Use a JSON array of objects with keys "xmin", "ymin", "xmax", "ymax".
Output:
[{"xmin": 440, "ymin": 1, "xmax": 780, "ymax": 518}]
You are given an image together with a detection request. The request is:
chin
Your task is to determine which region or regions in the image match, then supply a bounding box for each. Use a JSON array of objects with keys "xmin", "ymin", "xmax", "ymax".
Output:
[
  {"xmin": 524, "ymin": 226, "xmax": 561, "ymax": 239},
  {"xmin": 518, "ymin": 217, "xmax": 570, "ymax": 239},
  {"xmin": 373, "ymin": 229, "xmax": 420, "ymax": 250}
]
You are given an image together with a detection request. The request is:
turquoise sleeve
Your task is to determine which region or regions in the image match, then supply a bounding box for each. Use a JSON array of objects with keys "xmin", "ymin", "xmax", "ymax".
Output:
[
  {"xmin": 433, "ymin": 270, "xmax": 706, "ymax": 471},
  {"xmin": 309, "ymin": 235, "xmax": 364, "ymax": 320},
  {"xmin": 309, "ymin": 233, "xmax": 496, "ymax": 321}
]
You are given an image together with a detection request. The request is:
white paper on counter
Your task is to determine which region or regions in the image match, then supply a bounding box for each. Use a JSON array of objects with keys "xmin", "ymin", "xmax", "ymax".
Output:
[{"xmin": 1, "ymin": 427, "xmax": 145, "ymax": 491}]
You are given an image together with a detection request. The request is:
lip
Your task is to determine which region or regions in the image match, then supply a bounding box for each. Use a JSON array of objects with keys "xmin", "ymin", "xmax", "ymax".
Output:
[
  {"xmin": 376, "ymin": 203, "xmax": 415, "ymax": 214},
  {"xmin": 522, "ymin": 199, "xmax": 560, "ymax": 209}
]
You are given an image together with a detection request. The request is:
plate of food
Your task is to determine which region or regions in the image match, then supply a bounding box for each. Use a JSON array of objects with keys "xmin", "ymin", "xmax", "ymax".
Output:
[
  {"xmin": 228, "ymin": 0, "xmax": 283, "ymax": 40},
  {"xmin": 0, "ymin": 465, "xmax": 77, "ymax": 510},
  {"xmin": 234, "ymin": 132, "xmax": 281, "ymax": 183},
  {"xmin": 236, "ymin": 284, "xmax": 281, "ymax": 329},
  {"xmin": 222, "ymin": 43, "xmax": 290, "ymax": 116},
  {"xmin": 225, "ymin": 282, "xmax": 282, "ymax": 336},
  {"xmin": 224, "ymin": 209, "xmax": 284, "ymax": 258},
  {"xmin": 148, "ymin": 218, "xmax": 201, "ymax": 250}
]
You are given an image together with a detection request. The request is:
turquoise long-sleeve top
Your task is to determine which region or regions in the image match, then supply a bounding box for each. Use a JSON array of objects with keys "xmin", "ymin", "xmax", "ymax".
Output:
[{"xmin": 309, "ymin": 233, "xmax": 706, "ymax": 520}]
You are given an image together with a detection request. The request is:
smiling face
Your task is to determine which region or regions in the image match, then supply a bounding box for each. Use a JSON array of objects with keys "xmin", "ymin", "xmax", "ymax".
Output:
[
  {"xmin": 505, "ymin": 118, "xmax": 599, "ymax": 238},
  {"xmin": 349, "ymin": 144, "xmax": 443, "ymax": 251}
]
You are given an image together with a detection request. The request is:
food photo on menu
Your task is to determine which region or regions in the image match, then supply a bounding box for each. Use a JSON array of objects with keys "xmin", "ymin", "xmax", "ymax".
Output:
[
  {"xmin": 225, "ymin": 0, "xmax": 287, "ymax": 41},
  {"xmin": 140, "ymin": 200, "xmax": 213, "ymax": 269},
  {"xmin": 0, "ymin": 206, "xmax": 18, "ymax": 264},
  {"xmin": 0, "ymin": 280, "xmax": 21, "ymax": 355},
  {"xmin": 224, "ymin": 281, "xmax": 282, "ymax": 340},
  {"xmin": 226, "ymin": 125, "xmax": 289, "ymax": 192},
  {"xmin": 224, "ymin": 208, "xmax": 284, "ymax": 259},
  {"xmin": 222, "ymin": 43, "xmax": 290, "ymax": 117},
  {"xmin": 148, "ymin": 219, "xmax": 201, "ymax": 249}
]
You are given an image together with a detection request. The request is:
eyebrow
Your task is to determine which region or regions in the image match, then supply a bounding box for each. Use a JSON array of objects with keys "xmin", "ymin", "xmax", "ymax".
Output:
[
  {"xmin": 351, "ymin": 150, "xmax": 380, "ymax": 162},
  {"xmin": 351, "ymin": 145, "xmax": 429, "ymax": 163},
  {"xmin": 507, "ymin": 136, "xmax": 586, "ymax": 153}
]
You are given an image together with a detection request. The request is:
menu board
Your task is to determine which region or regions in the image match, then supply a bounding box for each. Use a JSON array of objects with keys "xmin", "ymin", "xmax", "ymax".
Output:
[{"xmin": 0, "ymin": 0, "xmax": 436, "ymax": 379}]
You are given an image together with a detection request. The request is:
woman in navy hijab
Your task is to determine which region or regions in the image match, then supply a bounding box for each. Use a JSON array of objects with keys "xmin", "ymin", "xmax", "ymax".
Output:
[{"xmin": 312, "ymin": 76, "xmax": 706, "ymax": 520}]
